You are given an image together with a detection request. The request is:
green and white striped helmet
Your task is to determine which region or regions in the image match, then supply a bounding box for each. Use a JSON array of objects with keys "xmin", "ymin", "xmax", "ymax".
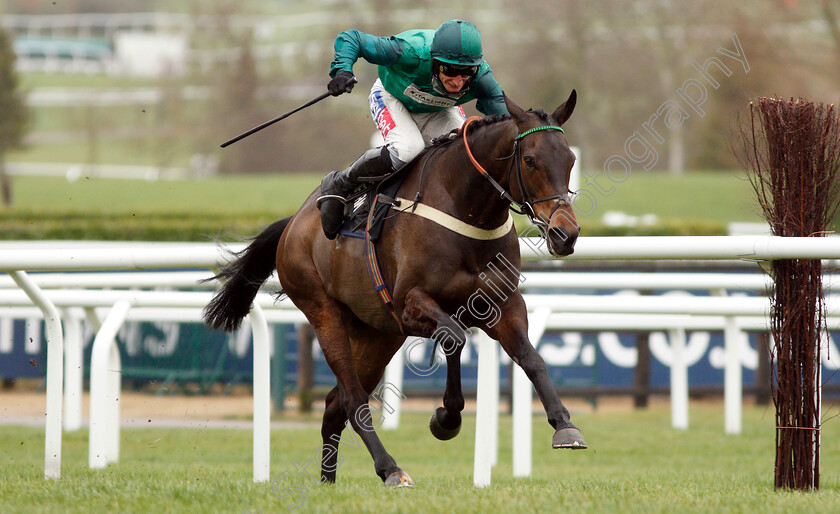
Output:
[{"xmin": 430, "ymin": 20, "xmax": 483, "ymax": 66}]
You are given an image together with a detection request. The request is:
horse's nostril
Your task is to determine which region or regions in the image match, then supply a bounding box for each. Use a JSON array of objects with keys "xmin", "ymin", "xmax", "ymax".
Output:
[
  {"xmin": 549, "ymin": 226, "xmax": 572, "ymax": 242},
  {"xmin": 548, "ymin": 226, "xmax": 579, "ymax": 251}
]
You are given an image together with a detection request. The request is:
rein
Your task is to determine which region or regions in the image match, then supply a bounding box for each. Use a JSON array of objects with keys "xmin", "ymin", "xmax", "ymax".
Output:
[{"xmin": 461, "ymin": 116, "xmax": 570, "ymax": 224}]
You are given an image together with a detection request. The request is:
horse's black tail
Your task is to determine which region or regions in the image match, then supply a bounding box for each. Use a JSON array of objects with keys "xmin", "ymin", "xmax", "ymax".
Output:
[{"xmin": 202, "ymin": 216, "xmax": 292, "ymax": 333}]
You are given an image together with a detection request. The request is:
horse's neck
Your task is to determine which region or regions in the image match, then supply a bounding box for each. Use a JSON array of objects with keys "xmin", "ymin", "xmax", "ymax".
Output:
[{"xmin": 443, "ymin": 120, "xmax": 517, "ymax": 228}]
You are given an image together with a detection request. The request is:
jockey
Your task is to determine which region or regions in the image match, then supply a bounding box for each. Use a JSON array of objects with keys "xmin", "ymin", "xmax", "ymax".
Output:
[{"xmin": 318, "ymin": 19, "xmax": 509, "ymax": 239}]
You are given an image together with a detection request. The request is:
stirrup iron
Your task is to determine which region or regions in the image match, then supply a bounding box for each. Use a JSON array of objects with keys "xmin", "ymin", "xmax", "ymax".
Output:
[{"xmin": 316, "ymin": 194, "xmax": 348, "ymax": 209}]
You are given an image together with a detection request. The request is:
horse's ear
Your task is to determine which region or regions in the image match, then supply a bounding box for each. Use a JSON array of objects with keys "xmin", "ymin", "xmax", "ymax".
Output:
[
  {"xmin": 552, "ymin": 89, "xmax": 577, "ymax": 126},
  {"xmin": 504, "ymin": 93, "xmax": 528, "ymax": 125}
]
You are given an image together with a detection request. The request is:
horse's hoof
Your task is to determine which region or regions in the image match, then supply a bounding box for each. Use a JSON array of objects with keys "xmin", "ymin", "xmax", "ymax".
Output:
[
  {"xmin": 384, "ymin": 470, "xmax": 415, "ymax": 487},
  {"xmin": 429, "ymin": 407, "xmax": 461, "ymax": 441},
  {"xmin": 552, "ymin": 427, "xmax": 587, "ymax": 449}
]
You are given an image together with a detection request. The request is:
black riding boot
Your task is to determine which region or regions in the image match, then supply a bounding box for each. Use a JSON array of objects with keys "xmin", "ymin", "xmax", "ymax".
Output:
[{"xmin": 318, "ymin": 146, "xmax": 393, "ymax": 240}]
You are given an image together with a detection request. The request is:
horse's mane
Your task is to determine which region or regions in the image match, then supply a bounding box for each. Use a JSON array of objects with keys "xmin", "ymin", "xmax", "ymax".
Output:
[
  {"xmin": 428, "ymin": 108, "xmax": 551, "ymax": 148},
  {"xmin": 428, "ymin": 114, "xmax": 509, "ymax": 147}
]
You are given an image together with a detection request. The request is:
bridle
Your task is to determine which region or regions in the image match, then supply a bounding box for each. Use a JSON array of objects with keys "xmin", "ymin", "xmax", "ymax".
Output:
[{"xmin": 461, "ymin": 116, "xmax": 575, "ymax": 229}]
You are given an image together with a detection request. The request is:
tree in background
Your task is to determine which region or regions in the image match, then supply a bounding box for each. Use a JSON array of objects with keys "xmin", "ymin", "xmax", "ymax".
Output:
[
  {"xmin": 691, "ymin": 25, "xmax": 785, "ymax": 170},
  {"xmin": 184, "ymin": 1, "xmax": 288, "ymax": 174},
  {"xmin": 0, "ymin": 27, "xmax": 30, "ymax": 206},
  {"xmin": 819, "ymin": 0, "xmax": 840, "ymax": 67},
  {"xmin": 3, "ymin": 0, "xmax": 152, "ymax": 14},
  {"xmin": 1, "ymin": 1, "xmax": 831, "ymax": 176},
  {"xmin": 215, "ymin": 32, "xmax": 275, "ymax": 174}
]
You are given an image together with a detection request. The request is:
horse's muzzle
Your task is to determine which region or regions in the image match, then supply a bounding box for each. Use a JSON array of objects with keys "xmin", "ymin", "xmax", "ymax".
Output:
[{"xmin": 547, "ymin": 225, "xmax": 579, "ymax": 257}]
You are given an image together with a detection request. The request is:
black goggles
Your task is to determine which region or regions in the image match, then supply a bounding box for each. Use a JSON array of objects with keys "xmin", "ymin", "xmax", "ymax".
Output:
[{"xmin": 438, "ymin": 62, "xmax": 478, "ymax": 78}]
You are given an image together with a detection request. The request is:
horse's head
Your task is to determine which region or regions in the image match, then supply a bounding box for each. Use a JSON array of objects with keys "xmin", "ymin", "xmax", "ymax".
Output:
[{"xmin": 504, "ymin": 91, "xmax": 579, "ymax": 257}]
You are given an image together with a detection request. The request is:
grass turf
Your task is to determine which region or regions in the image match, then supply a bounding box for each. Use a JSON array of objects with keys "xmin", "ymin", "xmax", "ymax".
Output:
[
  {"xmin": 7, "ymin": 174, "xmax": 321, "ymax": 217},
  {"xmin": 6, "ymin": 171, "xmax": 760, "ymax": 224},
  {"xmin": 2, "ymin": 404, "xmax": 838, "ymax": 513}
]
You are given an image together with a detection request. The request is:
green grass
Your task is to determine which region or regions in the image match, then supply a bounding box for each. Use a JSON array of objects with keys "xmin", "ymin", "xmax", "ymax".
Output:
[
  {"xmin": 2, "ymin": 405, "xmax": 839, "ymax": 513},
  {"xmin": 18, "ymin": 72, "xmax": 158, "ymax": 90},
  {"xmin": 5, "ymin": 171, "xmax": 758, "ymax": 224},
  {"xmin": 0, "ymin": 171, "xmax": 763, "ymax": 239},
  {"xmin": 10, "ymin": 139, "xmax": 192, "ymax": 168},
  {"xmin": 8, "ymin": 175, "xmax": 321, "ymax": 216},
  {"xmin": 21, "ymin": 105, "xmax": 159, "ymax": 135},
  {"xmin": 574, "ymin": 170, "xmax": 762, "ymax": 224}
]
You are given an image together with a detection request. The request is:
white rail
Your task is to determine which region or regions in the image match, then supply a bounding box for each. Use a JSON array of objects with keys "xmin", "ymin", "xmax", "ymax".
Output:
[
  {"xmin": 2, "ymin": 235, "xmax": 840, "ymax": 486},
  {"xmin": 520, "ymin": 235, "xmax": 840, "ymax": 261}
]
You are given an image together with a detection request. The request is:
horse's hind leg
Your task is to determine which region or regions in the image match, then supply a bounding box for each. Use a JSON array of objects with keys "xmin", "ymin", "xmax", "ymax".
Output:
[
  {"xmin": 319, "ymin": 329, "xmax": 404, "ymax": 485},
  {"xmin": 307, "ymin": 303, "xmax": 412, "ymax": 486},
  {"xmin": 319, "ymin": 386, "xmax": 346, "ymax": 484},
  {"xmin": 344, "ymin": 325, "xmax": 411, "ymax": 485}
]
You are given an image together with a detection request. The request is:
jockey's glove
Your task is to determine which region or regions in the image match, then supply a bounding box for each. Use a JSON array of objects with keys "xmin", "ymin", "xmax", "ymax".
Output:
[{"xmin": 328, "ymin": 71, "xmax": 356, "ymax": 96}]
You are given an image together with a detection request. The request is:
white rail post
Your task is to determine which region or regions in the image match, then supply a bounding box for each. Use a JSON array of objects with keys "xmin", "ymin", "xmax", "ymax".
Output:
[
  {"xmin": 724, "ymin": 316, "xmax": 743, "ymax": 434},
  {"xmin": 669, "ymin": 328, "xmax": 688, "ymax": 430},
  {"xmin": 89, "ymin": 300, "xmax": 131, "ymax": 469},
  {"xmin": 62, "ymin": 308, "xmax": 84, "ymax": 432},
  {"xmin": 84, "ymin": 306, "xmax": 103, "ymax": 332},
  {"xmin": 208, "ymin": 262, "xmax": 270, "ymax": 483},
  {"xmin": 489, "ymin": 335, "xmax": 499, "ymax": 468},
  {"xmin": 512, "ymin": 359, "xmax": 533, "ymax": 477},
  {"xmin": 382, "ymin": 340, "xmax": 406, "ymax": 430},
  {"xmin": 513, "ymin": 306, "xmax": 552, "ymax": 478},
  {"xmin": 816, "ymin": 334, "xmax": 822, "ymax": 476},
  {"xmin": 569, "ymin": 146, "xmax": 581, "ymax": 192},
  {"xmin": 106, "ymin": 332, "xmax": 122, "ymax": 465},
  {"xmin": 249, "ymin": 304, "xmax": 271, "ymax": 483},
  {"xmin": 473, "ymin": 330, "xmax": 498, "ymax": 487},
  {"xmin": 9, "ymin": 270, "xmax": 64, "ymax": 480}
]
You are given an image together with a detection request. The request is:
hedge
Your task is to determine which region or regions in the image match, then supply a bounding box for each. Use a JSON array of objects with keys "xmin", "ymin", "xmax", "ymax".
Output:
[
  {"xmin": 0, "ymin": 210, "xmax": 281, "ymax": 242},
  {"xmin": 0, "ymin": 209, "xmax": 727, "ymax": 241}
]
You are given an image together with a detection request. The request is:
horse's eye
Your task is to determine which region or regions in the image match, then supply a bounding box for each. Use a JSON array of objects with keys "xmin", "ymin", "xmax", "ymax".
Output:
[{"xmin": 523, "ymin": 156, "xmax": 536, "ymax": 168}]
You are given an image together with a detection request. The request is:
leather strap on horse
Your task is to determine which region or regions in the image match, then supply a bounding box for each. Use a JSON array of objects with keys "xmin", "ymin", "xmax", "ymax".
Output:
[
  {"xmin": 461, "ymin": 115, "xmax": 569, "ymax": 221},
  {"xmin": 364, "ymin": 193, "xmax": 403, "ymax": 328},
  {"xmin": 390, "ymin": 196, "xmax": 513, "ymax": 240},
  {"xmin": 362, "ymin": 118, "xmax": 567, "ymax": 330},
  {"xmin": 462, "ymin": 116, "xmax": 533, "ymax": 217}
]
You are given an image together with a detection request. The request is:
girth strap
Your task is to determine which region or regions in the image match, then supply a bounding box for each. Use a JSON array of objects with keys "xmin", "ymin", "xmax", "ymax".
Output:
[{"xmin": 390, "ymin": 197, "xmax": 514, "ymax": 240}]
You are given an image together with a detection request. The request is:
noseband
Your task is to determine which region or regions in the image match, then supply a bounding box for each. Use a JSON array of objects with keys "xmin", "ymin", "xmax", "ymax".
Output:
[{"xmin": 462, "ymin": 116, "xmax": 573, "ymax": 226}]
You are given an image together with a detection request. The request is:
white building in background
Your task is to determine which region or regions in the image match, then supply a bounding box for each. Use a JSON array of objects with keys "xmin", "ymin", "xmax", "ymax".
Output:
[
  {"xmin": 3, "ymin": 11, "xmax": 328, "ymax": 78},
  {"xmin": 113, "ymin": 32, "xmax": 187, "ymax": 76},
  {"xmin": 12, "ymin": 36, "xmax": 116, "ymax": 74},
  {"xmin": 13, "ymin": 32, "xmax": 187, "ymax": 77}
]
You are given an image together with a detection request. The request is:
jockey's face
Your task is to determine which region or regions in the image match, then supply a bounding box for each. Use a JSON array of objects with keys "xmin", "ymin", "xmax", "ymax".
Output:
[{"xmin": 438, "ymin": 71, "xmax": 469, "ymax": 93}]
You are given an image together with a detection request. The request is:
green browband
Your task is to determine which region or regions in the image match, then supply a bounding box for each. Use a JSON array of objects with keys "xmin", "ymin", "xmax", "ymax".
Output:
[{"xmin": 516, "ymin": 125, "xmax": 564, "ymax": 139}]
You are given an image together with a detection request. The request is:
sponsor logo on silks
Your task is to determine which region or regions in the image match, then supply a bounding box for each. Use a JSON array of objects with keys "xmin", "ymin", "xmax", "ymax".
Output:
[
  {"xmin": 369, "ymin": 90, "xmax": 396, "ymax": 139},
  {"xmin": 403, "ymin": 84, "xmax": 459, "ymax": 109}
]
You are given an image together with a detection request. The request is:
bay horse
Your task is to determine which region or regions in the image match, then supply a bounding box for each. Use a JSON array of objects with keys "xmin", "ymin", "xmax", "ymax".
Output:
[{"xmin": 204, "ymin": 92, "xmax": 586, "ymax": 487}]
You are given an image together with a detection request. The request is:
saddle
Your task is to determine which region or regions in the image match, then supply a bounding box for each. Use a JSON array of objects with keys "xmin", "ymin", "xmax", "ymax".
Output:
[
  {"xmin": 335, "ymin": 137, "xmax": 460, "ymax": 322},
  {"xmin": 337, "ymin": 160, "xmax": 412, "ymax": 242},
  {"xmin": 337, "ymin": 133, "xmax": 460, "ymax": 241}
]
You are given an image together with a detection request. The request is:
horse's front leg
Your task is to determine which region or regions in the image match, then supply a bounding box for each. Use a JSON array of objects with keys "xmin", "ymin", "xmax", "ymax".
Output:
[
  {"xmin": 429, "ymin": 341, "xmax": 465, "ymax": 440},
  {"xmin": 401, "ymin": 288, "xmax": 467, "ymax": 440},
  {"xmin": 488, "ymin": 300, "xmax": 587, "ymax": 449}
]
